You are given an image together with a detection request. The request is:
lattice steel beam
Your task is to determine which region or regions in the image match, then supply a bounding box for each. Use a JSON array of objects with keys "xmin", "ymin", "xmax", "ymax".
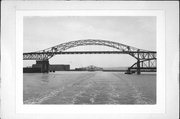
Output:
[{"xmin": 126, "ymin": 59, "xmax": 157, "ymax": 74}]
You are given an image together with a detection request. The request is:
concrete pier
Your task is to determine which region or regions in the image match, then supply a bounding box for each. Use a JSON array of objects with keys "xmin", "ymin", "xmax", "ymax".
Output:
[{"xmin": 34, "ymin": 60, "xmax": 49, "ymax": 73}]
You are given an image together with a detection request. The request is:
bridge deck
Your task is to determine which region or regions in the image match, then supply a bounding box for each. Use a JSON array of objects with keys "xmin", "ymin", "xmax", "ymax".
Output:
[{"xmin": 23, "ymin": 51, "xmax": 156, "ymax": 55}]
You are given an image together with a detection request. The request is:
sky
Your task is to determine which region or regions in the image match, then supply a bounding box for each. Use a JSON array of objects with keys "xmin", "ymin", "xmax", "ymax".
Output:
[{"xmin": 23, "ymin": 16, "xmax": 156, "ymax": 69}]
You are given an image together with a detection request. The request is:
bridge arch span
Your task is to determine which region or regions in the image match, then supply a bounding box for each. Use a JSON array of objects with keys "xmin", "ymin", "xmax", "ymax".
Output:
[
  {"xmin": 39, "ymin": 39, "xmax": 146, "ymax": 53},
  {"xmin": 26, "ymin": 39, "xmax": 153, "ymax": 60},
  {"xmin": 24, "ymin": 39, "xmax": 156, "ymax": 61},
  {"xmin": 23, "ymin": 39, "xmax": 156, "ymax": 74}
]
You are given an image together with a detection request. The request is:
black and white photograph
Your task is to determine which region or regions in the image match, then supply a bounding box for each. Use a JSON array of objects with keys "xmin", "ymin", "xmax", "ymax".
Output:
[
  {"xmin": 1, "ymin": 1, "xmax": 179, "ymax": 119},
  {"xmin": 23, "ymin": 16, "xmax": 157, "ymax": 105}
]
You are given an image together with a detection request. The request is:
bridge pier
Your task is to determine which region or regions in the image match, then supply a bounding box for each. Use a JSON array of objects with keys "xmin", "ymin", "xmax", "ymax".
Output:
[
  {"xmin": 125, "ymin": 68, "xmax": 132, "ymax": 74},
  {"xmin": 36, "ymin": 60, "xmax": 49, "ymax": 73},
  {"xmin": 137, "ymin": 60, "xmax": 141, "ymax": 75}
]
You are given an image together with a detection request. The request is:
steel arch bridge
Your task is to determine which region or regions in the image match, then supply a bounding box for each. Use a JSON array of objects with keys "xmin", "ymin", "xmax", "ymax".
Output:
[{"xmin": 23, "ymin": 39, "xmax": 156, "ymax": 74}]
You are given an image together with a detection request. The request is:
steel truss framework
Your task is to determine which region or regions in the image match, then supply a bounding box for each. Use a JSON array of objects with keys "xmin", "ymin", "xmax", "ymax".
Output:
[
  {"xmin": 23, "ymin": 39, "xmax": 156, "ymax": 73},
  {"xmin": 127, "ymin": 59, "xmax": 156, "ymax": 73}
]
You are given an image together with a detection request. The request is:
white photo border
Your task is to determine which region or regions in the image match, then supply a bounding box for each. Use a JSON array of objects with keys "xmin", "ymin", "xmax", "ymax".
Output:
[
  {"xmin": 2, "ymin": 1, "xmax": 179, "ymax": 119},
  {"xmin": 16, "ymin": 10, "xmax": 165, "ymax": 114}
]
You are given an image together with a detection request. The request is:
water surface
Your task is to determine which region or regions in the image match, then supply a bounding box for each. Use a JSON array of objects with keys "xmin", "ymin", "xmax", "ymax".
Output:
[{"xmin": 23, "ymin": 71, "xmax": 156, "ymax": 104}]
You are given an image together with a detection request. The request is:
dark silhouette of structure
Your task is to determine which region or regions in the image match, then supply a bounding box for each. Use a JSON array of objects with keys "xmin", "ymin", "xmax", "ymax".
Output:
[
  {"xmin": 23, "ymin": 39, "xmax": 156, "ymax": 74},
  {"xmin": 75, "ymin": 65, "xmax": 103, "ymax": 71},
  {"xmin": 49, "ymin": 64, "xmax": 70, "ymax": 72}
]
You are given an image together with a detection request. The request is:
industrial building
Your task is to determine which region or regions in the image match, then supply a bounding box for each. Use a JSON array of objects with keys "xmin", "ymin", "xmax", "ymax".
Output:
[
  {"xmin": 23, "ymin": 61, "xmax": 70, "ymax": 73},
  {"xmin": 75, "ymin": 65, "xmax": 103, "ymax": 71}
]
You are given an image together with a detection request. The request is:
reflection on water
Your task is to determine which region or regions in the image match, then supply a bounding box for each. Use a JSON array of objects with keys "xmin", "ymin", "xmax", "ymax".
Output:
[
  {"xmin": 41, "ymin": 75, "xmax": 50, "ymax": 83},
  {"xmin": 23, "ymin": 71, "xmax": 156, "ymax": 104}
]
